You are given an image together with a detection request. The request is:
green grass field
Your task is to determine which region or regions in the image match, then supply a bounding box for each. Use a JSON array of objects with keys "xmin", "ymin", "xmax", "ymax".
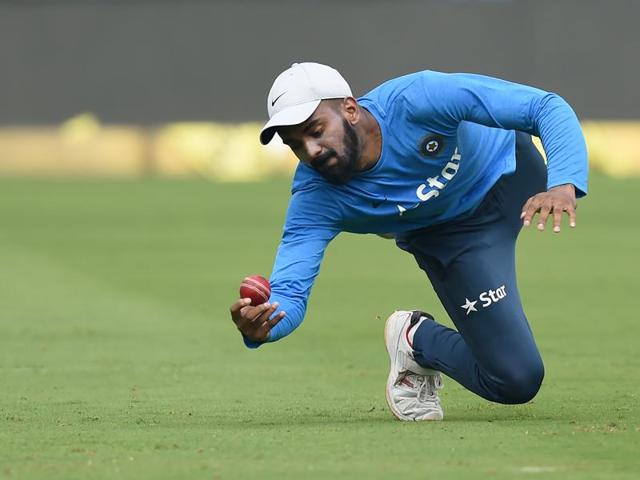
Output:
[{"xmin": 0, "ymin": 174, "xmax": 638, "ymax": 479}]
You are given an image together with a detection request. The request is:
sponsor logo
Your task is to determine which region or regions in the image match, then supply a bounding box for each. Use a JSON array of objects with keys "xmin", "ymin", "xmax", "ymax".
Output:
[
  {"xmin": 416, "ymin": 148, "xmax": 461, "ymax": 202},
  {"xmin": 460, "ymin": 298, "xmax": 478, "ymax": 315},
  {"xmin": 461, "ymin": 285, "xmax": 507, "ymax": 315},
  {"xmin": 271, "ymin": 91, "xmax": 287, "ymax": 107},
  {"xmin": 396, "ymin": 147, "xmax": 461, "ymax": 216},
  {"xmin": 419, "ymin": 134, "xmax": 444, "ymax": 157}
]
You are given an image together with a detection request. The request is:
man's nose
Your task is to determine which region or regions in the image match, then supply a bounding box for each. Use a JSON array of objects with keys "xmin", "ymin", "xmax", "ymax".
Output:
[{"xmin": 303, "ymin": 139, "xmax": 323, "ymax": 160}]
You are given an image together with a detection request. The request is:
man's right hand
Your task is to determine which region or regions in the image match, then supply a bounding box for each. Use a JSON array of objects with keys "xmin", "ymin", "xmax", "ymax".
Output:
[{"xmin": 229, "ymin": 299, "xmax": 286, "ymax": 343}]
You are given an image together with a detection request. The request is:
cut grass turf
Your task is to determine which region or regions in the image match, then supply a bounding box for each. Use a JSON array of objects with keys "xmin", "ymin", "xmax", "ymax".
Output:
[{"xmin": 0, "ymin": 174, "xmax": 639, "ymax": 479}]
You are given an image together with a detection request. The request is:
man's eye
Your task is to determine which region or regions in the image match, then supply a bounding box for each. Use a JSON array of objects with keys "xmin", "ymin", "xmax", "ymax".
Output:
[{"xmin": 312, "ymin": 130, "xmax": 322, "ymax": 138}]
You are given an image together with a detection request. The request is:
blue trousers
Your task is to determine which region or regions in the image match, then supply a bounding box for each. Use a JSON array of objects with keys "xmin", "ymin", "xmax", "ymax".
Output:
[{"xmin": 395, "ymin": 133, "xmax": 547, "ymax": 404}]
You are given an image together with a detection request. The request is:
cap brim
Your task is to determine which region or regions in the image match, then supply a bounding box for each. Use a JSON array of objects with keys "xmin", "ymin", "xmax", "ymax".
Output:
[{"xmin": 259, "ymin": 100, "xmax": 321, "ymax": 145}]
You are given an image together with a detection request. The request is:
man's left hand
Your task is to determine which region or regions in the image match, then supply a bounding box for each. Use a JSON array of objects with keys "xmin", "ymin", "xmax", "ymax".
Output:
[{"xmin": 521, "ymin": 184, "xmax": 577, "ymax": 233}]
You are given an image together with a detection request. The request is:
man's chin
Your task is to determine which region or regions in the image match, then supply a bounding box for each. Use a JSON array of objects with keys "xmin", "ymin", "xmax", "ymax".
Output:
[{"xmin": 317, "ymin": 158, "xmax": 357, "ymax": 184}]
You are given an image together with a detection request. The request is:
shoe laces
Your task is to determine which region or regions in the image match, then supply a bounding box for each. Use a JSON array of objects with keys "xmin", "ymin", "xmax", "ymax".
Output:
[
  {"xmin": 398, "ymin": 372, "xmax": 443, "ymax": 403},
  {"xmin": 420, "ymin": 374, "xmax": 443, "ymax": 403}
]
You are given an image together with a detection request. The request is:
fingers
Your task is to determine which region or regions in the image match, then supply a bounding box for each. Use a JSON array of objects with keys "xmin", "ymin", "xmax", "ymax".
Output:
[
  {"xmin": 568, "ymin": 205, "xmax": 577, "ymax": 228},
  {"xmin": 553, "ymin": 204, "xmax": 577, "ymax": 232},
  {"xmin": 234, "ymin": 301, "xmax": 285, "ymax": 342},
  {"xmin": 520, "ymin": 197, "xmax": 532, "ymax": 226},
  {"xmin": 267, "ymin": 311, "xmax": 286, "ymax": 328},
  {"xmin": 255, "ymin": 311, "xmax": 287, "ymax": 342},
  {"xmin": 521, "ymin": 192, "xmax": 578, "ymax": 233},
  {"xmin": 552, "ymin": 207, "xmax": 563, "ymax": 233},
  {"xmin": 248, "ymin": 302, "xmax": 280, "ymax": 322},
  {"xmin": 247, "ymin": 302, "xmax": 272, "ymax": 321},
  {"xmin": 229, "ymin": 298, "xmax": 252, "ymax": 322},
  {"xmin": 536, "ymin": 202, "xmax": 552, "ymax": 231},
  {"xmin": 520, "ymin": 196, "xmax": 537, "ymax": 227},
  {"xmin": 520, "ymin": 196, "xmax": 551, "ymax": 230}
]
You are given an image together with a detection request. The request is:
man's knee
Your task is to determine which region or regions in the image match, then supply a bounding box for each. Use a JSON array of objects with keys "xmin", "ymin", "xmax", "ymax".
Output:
[{"xmin": 497, "ymin": 359, "xmax": 545, "ymax": 404}]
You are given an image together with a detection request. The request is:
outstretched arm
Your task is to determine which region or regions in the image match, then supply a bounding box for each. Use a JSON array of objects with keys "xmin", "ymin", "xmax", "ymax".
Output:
[
  {"xmin": 229, "ymin": 186, "xmax": 340, "ymax": 348},
  {"xmin": 412, "ymin": 71, "xmax": 588, "ymax": 232}
]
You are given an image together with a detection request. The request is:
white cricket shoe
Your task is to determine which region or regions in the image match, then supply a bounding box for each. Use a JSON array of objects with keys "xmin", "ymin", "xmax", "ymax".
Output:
[{"xmin": 384, "ymin": 310, "xmax": 444, "ymax": 421}]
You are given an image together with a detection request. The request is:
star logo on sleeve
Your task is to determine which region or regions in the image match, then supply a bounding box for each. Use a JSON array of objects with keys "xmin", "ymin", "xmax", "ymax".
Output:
[{"xmin": 461, "ymin": 298, "xmax": 478, "ymax": 315}]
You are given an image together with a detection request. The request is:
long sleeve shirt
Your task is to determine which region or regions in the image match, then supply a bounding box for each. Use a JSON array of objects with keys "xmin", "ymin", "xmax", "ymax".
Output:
[{"xmin": 245, "ymin": 70, "xmax": 588, "ymax": 348}]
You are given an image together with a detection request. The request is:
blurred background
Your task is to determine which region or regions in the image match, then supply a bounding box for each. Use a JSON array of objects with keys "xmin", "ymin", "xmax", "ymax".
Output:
[
  {"xmin": 1, "ymin": 0, "xmax": 639, "ymax": 178},
  {"xmin": 2, "ymin": 2, "xmax": 640, "ymax": 478}
]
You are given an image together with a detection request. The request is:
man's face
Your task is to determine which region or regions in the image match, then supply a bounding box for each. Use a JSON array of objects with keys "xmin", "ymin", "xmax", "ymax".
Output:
[{"xmin": 277, "ymin": 101, "xmax": 361, "ymax": 185}]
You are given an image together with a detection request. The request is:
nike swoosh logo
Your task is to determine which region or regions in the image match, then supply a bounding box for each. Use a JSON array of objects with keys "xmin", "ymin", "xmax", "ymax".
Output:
[{"xmin": 271, "ymin": 91, "xmax": 287, "ymax": 107}]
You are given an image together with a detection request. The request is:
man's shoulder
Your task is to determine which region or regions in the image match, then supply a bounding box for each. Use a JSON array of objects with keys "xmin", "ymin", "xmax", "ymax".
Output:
[
  {"xmin": 358, "ymin": 70, "xmax": 452, "ymax": 115},
  {"xmin": 359, "ymin": 71, "xmax": 424, "ymax": 105}
]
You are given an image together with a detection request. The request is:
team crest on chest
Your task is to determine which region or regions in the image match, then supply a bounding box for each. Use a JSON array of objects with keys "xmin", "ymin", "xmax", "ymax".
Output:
[{"xmin": 419, "ymin": 134, "xmax": 444, "ymax": 157}]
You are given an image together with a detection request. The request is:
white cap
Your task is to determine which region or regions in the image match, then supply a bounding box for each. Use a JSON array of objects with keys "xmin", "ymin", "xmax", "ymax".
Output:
[{"xmin": 260, "ymin": 62, "xmax": 352, "ymax": 145}]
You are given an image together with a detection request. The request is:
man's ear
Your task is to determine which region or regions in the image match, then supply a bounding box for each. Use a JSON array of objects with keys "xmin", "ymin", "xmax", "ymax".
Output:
[{"xmin": 342, "ymin": 97, "xmax": 360, "ymax": 124}]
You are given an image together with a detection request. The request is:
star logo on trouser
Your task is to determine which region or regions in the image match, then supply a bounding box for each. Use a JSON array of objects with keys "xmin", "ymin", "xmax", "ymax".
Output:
[{"xmin": 461, "ymin": 298, "xmax": 478, "ymax": 315}]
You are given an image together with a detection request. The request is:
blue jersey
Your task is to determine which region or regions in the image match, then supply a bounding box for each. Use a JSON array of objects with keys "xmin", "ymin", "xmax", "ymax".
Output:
[{"xmin": 246, "ymin": 70, "xmax": 588, "ymax": 348}]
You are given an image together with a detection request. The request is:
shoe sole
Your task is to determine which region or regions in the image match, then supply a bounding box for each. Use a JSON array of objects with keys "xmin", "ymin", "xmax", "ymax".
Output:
[
  {"xmin": 384, "ymin": 310, "xmax": 443, "ymax": 422},
  {"xmin": 384, "ymin": 310, "xmax": 414, "ymax": 421}
]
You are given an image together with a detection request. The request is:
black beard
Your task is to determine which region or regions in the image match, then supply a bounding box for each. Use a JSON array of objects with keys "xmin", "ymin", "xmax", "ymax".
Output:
[{"xmin": 312, "ymin": 119, "xmax": 361, "ymax": 185}]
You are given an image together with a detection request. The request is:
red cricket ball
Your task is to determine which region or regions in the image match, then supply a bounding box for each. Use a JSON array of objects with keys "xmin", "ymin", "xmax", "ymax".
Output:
[{"xmin": 239, "ymin": 275, "xmax": 271, "ymax": 306}]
